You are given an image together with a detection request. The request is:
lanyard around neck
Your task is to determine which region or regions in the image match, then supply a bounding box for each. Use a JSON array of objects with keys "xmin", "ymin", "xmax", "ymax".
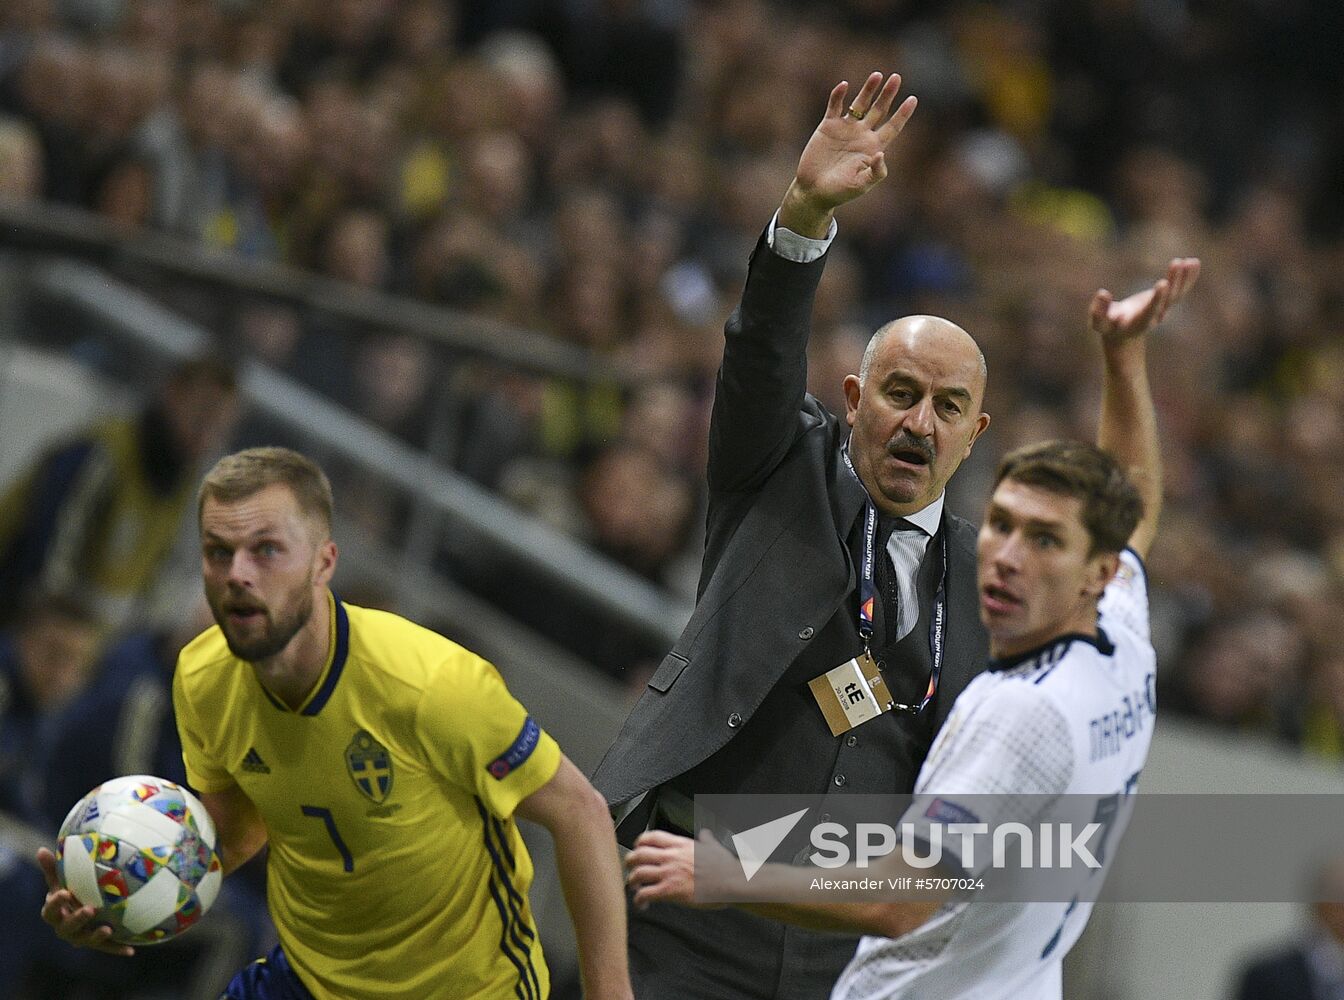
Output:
[{"xmin": 843, "ymin": 448, "xmax": 948, "ymax": 716}]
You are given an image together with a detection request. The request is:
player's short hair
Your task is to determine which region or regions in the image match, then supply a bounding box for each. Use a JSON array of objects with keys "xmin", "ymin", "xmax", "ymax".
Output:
[
  {"xmin": 198, "ymin": 447, "xmax": 333, "ymax": 537},
  {"xmin": 994, "ymin": 440, "xmax": 1142, "ymax": 555}
]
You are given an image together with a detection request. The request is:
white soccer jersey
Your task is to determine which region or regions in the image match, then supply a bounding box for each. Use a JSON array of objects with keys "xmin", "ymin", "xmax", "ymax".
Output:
[{"xmin": 833, "ymin": 548, "xmax": 1156, "ymax": 1000}]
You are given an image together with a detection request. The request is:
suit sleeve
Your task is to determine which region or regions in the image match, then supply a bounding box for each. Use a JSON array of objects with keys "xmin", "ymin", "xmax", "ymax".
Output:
[
  {"xmin": 707, "ymin": 230, "xmax": 829, "ymax": 494},
  {"xmin": 415, "ymin": 651, "xmax": 561, "ymax": 820}
]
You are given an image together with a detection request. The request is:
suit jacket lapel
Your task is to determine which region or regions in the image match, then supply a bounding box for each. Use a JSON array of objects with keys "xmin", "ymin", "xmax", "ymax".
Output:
[
  {"xmin": 932, "ymin": 513, "xmax": 989, "ymax": 730},
  {"xmin": 830, "ymin": 447, "xmax": 870, "ymax": 589}
]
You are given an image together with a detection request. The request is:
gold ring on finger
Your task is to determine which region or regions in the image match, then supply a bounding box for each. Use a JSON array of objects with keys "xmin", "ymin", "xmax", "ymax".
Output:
[{"xmin": 845, "ymin": 104, "xmax": 867, "ymax": 121}]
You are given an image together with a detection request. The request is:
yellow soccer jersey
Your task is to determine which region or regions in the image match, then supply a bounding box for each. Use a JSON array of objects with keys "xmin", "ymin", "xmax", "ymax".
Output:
[{"xmin": 172, "ymin": 594, "xmax": 561, "ymax": 1000}]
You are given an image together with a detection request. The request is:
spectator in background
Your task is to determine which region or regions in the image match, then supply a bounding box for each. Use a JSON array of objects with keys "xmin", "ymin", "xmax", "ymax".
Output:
[
  {"xmin": 7, "ymin": 596, "xmax": 275, "ymax": 994},
  {"xmin": 0, "ymin": 592, "xmax": 102, "ymax": 822},
  {"xmin": 579, "ymin": 443, "xmax": 695, "ymax": 588},
  {"xmin": 1167, "ymin": 613, "xmax": 1306, "ymax": 739},
  {"xmin": 0, "ymin": 591, "xmax": 102, "ymax": 1000},
  {"xmin": 2, "ymin": 599, "xmax": 273, "ymax": 1000},
  {"xmin": 0, "ymin": 357, "xmax": 239, "ymax": 630},
  {"xmin": 43, "ymin": 600, "xmax": 216, "ymax": 823},
  {"xmin": 1235, "ymin": 856, "xmax": 1344, "ymax": 1000},
  {"xmin": 350, "ymin": 333, "xmax": 434, "ymax": 448},
  {"xmin": 94, "ymin": 152, "xmax": 154, "ymax": 228}
]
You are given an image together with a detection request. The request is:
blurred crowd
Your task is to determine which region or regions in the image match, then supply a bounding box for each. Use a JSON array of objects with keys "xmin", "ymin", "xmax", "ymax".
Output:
[{"xmin": 1, "ymin": 0, "xmax": 1343, "ymax": 757}]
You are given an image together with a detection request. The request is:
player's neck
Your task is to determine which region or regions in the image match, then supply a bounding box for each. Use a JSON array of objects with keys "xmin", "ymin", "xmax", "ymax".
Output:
[
  {"xmin": 990, "ymin": 607, "xmax": 1100, "ymax": 661},
  {"xmin": 250, "ymin": 592, "xmax": 332, "ymax": 710}
]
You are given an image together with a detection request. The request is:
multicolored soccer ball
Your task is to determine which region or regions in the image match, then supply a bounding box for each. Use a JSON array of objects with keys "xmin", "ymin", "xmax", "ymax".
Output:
[{"xmin": 55, "ymin": 775, "xmax": 222, "ymax": 945}]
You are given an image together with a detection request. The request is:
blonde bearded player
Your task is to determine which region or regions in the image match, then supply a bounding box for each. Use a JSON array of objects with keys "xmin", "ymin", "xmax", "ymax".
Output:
[
  {"xmin": 627, "ymin": 256, "xmax": 1199, "ymax": 999},
  {"xmin": 38, "ymin": 447, "xmax": 633, "ymax": 1000}
]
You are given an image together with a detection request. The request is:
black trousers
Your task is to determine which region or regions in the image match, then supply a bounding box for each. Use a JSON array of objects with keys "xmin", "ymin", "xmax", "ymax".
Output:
[{"xmin": 629, "ymin": 896, "xmax": 859, "ymax": 999}]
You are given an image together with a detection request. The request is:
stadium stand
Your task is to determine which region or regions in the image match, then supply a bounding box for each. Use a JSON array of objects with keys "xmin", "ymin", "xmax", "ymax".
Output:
[{"xmin": 2, "ymin": 0, "xmax": 1342, "ymax": 996}]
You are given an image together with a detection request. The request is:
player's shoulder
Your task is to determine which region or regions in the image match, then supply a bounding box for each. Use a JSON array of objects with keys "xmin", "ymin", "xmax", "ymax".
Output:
[
  {"xmin": 176, "ymin": 624, "xmax": 232, "ymax": 683},
  {"xmin": 343, "ymin": 602, "xmax": 490, "ymax": 689},
  {"xmin": 1103, "ymin": 618, "xmax": 1156, "ymax": 683},
  {"xmin": 1097, "ymin": 547, "xmax": 1154, "ymax": 656},
  {"xmin": 1106, "ymin": 548, "xmax": 1148, "ymax": 603},
  {"xmin": 956, "ymin": 664, "xmax": 1072, "ymax": 737},
  {"xmin": 172, "ymin": 624, "xmax": 244, "ymax": 717},
  {"xmin": 972, "ymin": 638, "xmax": 1121, "ymax": 734},
  {"xmin": 978, "ymin": 667, "xmax": 1067, "ymax": 714},
  {"xmin": 931, "ymin": 667, "xmax": 1075, "ymax": 780}
]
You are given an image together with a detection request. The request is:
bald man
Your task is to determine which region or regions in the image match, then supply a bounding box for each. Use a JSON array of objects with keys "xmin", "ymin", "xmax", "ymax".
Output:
[{"xmin": 592, "ymin": 73, "xmax": 993, "ymax": 998}]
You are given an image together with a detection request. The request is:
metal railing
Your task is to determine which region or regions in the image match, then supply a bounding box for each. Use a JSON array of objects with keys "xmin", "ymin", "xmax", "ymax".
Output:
[
  {"xmin": 21, "ymin": 256, "xmax": 692, "ymax": 649},
  {"xmin": 0, "ymin": 201, "xmax": 637, "ymax": 386}
]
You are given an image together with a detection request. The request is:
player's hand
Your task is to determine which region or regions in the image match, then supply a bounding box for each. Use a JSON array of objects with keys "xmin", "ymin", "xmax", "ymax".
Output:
[
  {"xmin": 1089, "ymin": 258, "xmax": 1201, "ymax": 347},
  {"xmin": 780, "ymin": 72, "xmax": 918, "ymax": 235},
  {"xmin": 626, "ymin": 829, "xmax": 697, "ymax": 907},
  {"xmin": 36, "ymin": 847, "xmax": 135, "ymax": 957},
  {"xmin": 625, "ymin": 829, "xmax": 735, "ymax": 909}
]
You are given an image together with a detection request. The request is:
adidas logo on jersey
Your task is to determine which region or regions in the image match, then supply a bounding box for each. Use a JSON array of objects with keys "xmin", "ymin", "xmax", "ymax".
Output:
[{"xmin": 241, "ymin": 748, "xmax": 271, "ymax": 774}]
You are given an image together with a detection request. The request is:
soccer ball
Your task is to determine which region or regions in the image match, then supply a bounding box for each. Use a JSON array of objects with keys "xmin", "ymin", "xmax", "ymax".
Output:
[{"xmin": 55, "ymin": 775, "xmax": 222, "ymax": 945}]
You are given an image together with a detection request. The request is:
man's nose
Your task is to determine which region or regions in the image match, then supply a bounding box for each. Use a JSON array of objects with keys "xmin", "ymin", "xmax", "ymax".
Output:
[
  {"xmin": 226, "ymin": 552, "xmax": 255, "ymax": 587},
  {"xmin": 904, "ymin": 397, "xmax": 936, "ymax": 438},
  {"xmin": 994, "ymin": 534, "xmax": 1024, "ymax": 573}
]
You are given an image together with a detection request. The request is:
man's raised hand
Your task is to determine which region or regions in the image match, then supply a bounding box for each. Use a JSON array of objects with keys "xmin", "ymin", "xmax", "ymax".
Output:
[
  {"xmin": 780, "ymin": 72, "xmax": 917, "ymax": 237},
  {"xmin": 1089, "ymin": 258, "xmax": 1201, "ymax": 346}
]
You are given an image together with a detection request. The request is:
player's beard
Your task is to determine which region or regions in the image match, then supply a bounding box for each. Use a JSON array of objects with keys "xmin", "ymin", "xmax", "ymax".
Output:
[{"xmin": 215, "ymin": 578, "xmax": 315, "ymax": 663}]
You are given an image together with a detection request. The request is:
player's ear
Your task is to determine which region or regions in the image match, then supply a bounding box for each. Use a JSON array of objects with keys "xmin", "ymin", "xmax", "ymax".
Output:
[
  {"xmin": 1084, "ymin": 551, "xmax": 1119, "ymax": 601},
  {"xmin": 843, "ymin": 374, "xmax": 862, "ymax": 427},
  {"xmin": 314, "ymin": 539, "xmax": 338, "ymax": 587},
  {"xmin": 963, "ymin": 411, "xmax": 991, "ymax": 458}
]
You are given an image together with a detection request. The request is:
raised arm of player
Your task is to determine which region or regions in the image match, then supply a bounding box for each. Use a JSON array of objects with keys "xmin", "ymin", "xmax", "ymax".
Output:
[
  {"xmin": 516, "ymin": 754, "xmax": 633, "ymax": 1000},
  {"xmin": 1089, "ymin": 258, "xmax": 1200, "ymax": 560},
  {"xmin": 777, "ymin": 71, "xmax": 918, "ymax": 238}
]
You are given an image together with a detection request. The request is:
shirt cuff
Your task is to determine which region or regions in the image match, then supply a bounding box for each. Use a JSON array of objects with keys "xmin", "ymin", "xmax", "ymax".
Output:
[{"xmin": 767, "ymin": 209, "xmax": 837, "ymax": 263}]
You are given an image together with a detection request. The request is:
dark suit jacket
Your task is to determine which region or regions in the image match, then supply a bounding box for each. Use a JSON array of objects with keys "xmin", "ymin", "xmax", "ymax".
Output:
[
  {"xmin": 592, "ymin": 231, "xmax": 989, "ymax": 814},
  {"xmin": 1237, "ymin": 945, "xmax": 1331, "ymax": 1000}
]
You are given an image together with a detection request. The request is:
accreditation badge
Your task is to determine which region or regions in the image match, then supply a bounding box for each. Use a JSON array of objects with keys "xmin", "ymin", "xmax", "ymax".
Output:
[{"xmin": 807, "ymin": 651, "xmax": 895, "ymax": 737}]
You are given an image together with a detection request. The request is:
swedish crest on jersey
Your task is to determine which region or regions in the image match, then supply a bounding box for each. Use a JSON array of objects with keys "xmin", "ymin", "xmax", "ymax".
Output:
[{"xmin": 346, "ymin": 730, "xmax": 393, "ymax": 803}]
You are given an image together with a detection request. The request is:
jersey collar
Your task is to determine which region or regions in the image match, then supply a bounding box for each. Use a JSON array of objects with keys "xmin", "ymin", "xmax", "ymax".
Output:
[
  {"xmin": 987, "ymin": 628, "xmax": 1115, "ymax": 673},
  {"xmin": 256, "ymin": 592, "xmax": 350, "ymax": 715}
]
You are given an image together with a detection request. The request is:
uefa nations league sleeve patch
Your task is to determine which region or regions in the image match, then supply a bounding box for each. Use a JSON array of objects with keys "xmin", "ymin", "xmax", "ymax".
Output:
[
  {"xmin": 924, "ymin": 797, "xmax": 981, "ymax": 825},
  {"xmin": 487, "ymin": 717, "xmax": 541, "ymax": 779}
]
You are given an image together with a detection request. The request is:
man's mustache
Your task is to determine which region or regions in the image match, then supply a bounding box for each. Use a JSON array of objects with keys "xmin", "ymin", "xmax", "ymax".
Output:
[{"xmin": 887, "ymin": 432, "xmax": 935, "ymax": 462}]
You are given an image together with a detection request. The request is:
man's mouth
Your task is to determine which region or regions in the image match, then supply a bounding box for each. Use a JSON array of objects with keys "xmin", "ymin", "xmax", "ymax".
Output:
[
  {"xmin": 890, "ymin": 447, "xmax": 930, "ymax": 466},
  {"xmin": 226, "ymin": 605, "xmax": 266, "ymax": 624},
  {"xmin": 981, "ymin": 583, "xmax": 1021, "ymax": 615},
  {"xmin": 887, "ymin": 434, "xmax": 934, "ymax": 467}
]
